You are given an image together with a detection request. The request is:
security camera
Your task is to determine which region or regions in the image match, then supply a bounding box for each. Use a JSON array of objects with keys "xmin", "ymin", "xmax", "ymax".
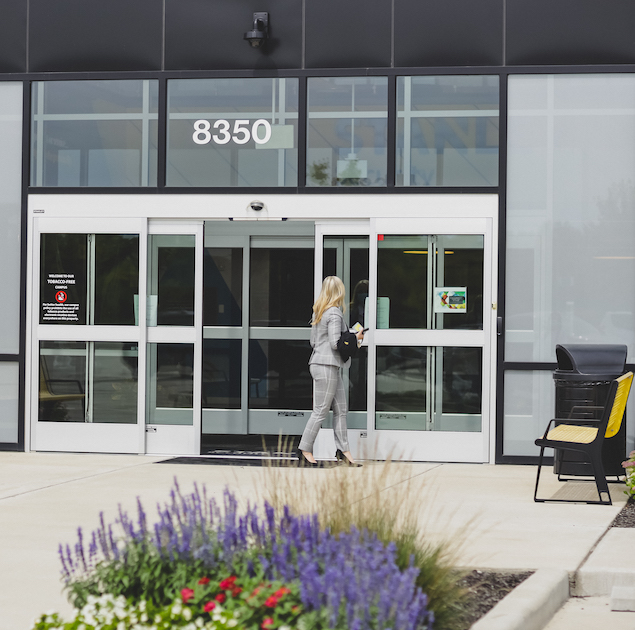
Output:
[{"xmin": 249, "ymin": 200, "xmax": 265, "ymax": 212}]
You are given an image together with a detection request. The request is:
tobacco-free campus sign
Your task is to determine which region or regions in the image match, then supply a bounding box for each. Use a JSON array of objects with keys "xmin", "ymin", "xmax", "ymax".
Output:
[{"xmin": 42, "ymin": 273, "xmax": 80, "ymax": 322}]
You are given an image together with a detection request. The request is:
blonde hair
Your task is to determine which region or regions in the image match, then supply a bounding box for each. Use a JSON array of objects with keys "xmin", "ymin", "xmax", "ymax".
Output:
[{"xmin": 312, "ymin": 276, "xmax": 346, "ymax": 325}]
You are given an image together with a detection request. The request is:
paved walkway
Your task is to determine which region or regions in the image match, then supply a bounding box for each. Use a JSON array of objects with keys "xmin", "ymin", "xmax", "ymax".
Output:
[{"xmin": 0, "ymin": 452, "xmax": 634, "ymax": 629}]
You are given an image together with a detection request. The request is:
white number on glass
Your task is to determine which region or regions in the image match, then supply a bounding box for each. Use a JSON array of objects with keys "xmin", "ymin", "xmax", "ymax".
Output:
[
  {"xmin": 252, "ymin": 119, "xmax": 272, "ymax": 145},
  {"xmin": 192, "ymin": 119, "xmax": 273, "ymax": 146},
  {"xmin": 212, "ymin": 119, "xmax": 232, "ymax": 145},
  {"xmin": 192, "ymin": 120, "xmax": 212, "ymax": 145}
]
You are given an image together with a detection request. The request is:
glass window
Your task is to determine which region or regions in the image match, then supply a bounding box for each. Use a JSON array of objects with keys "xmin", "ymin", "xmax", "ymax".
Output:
[
  {"xmin": 147, "ymin": 235, "xmax": 195, "ymax": 327},
  {"xmin": 249, "ymin": 248, "xmax": 314, "ymax": 327},
  {"xmin": 376, "ymin": 346, "xmax": 481, "ymax": 431},
  {"xmin": 167, "ymin": 78, "xmax": 299, "ymax": 187},
  {"xmin": 39, "ymin": 341, "xmax": 138, "ymax": 424},
  {"xmin": 396, "ymin": 76, "xmax": 499, "ymax": 187},
  {"xmin": 40, "ymin": 233, "xmax": 138, "ymax": 326},
  {"xmin": 204, "ymin": 248, "xmax": 243, "ymax": 326},
  {"xmin": 0, "ymin": 83, "xmax": 22, "ymax": 354},
  {"xmin": 0, "ymin": 363, "xmax": 19, "ymax": 443},
  {"xmin": 307, "ymin": 77, "xmax": 388, "ymax": 187},
  {"xmin": 248, "ymin": 340, "xmax": 312, "ymax": 410},
  {"xmin": 506, "ymin": 74, "xmax": 635, "ymax": 362},
  {"xmin": 203, "ymin": 339, "xmax": 241, "ymax": 409},
  {"xmin": 31, "ymin": 80, "xmax": 158, "ymax": 187}
]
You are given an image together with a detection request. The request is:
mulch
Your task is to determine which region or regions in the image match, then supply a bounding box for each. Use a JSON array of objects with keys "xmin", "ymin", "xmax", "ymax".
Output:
[
  {"xmin": 453, "ymin": 570, "xmax": 534, "ymax": 630},
  {"xmin": 611, "ymin": 496, "xmax": 635, "ymax": 527}
]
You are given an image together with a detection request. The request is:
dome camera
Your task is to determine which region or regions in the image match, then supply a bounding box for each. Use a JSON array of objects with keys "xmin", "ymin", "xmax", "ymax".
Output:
[{"xmin": 249, "ymin": 200, "xmax": 266, "ymax": 212}]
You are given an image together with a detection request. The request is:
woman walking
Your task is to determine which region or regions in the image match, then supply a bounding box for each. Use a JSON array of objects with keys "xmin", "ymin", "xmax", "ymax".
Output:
[{"xmin": 298, "ymin": 276, "xmax": 364, "ymax": 467}]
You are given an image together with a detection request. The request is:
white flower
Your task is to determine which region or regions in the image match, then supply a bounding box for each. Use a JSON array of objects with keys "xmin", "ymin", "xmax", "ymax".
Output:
[
  {"xmin": 172, "ymin": 603, "xmax": 183, "ymax": 616},
  {"xmin": 182, "ymin": 607, "xmax": 192, "ymax": 621},
  {"xmin": 227, "ymin": 620, "xmax": 238, "ymax": 628}
]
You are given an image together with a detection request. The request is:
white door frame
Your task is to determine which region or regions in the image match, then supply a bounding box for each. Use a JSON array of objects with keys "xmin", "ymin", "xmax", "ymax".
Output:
[{"xmin": 312, "ymin": 215, "xmax": 497, "ymax": 464}]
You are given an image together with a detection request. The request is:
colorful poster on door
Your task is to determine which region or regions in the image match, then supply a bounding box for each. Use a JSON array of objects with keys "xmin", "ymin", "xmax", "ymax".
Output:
[
  {"xmin": 434, "ymin": 287, "xmax": 467, "ymax": 313},
  {"xmin": 42, "ymin": 272, "xmax": 81, "ymax": 322}
]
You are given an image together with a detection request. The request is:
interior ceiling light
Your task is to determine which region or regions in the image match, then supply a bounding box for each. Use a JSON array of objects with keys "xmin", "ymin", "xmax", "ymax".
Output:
[{"xmin": 244, "ymin": 12, "xmax": 269, "ymax": 48}]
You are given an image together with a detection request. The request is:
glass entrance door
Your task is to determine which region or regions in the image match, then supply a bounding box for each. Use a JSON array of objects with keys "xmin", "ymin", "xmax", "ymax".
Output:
[
  {"xmin": 369, "ymin": 218, "xmax": 495, "ymax": 462},
  {"xmin": 32, "ymin": 218, "xmax": 146, "ymax": 453}
]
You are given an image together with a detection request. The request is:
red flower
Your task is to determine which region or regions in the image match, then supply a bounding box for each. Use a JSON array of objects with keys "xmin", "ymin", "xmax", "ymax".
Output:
[
  {"xmin": 261, "ymin": 618, "xmax": 274, "ymax": 629},
  {"xmin": 274, "ymin": 587, "xmax": 290, "ymax": 598},
  {"xmin": 181, "ymin": 588, "xmax": 195, "ymax": 603},
  {"xmin": 198, "ymin": 577, "xmax": 210, "ymax": 585},
  {"xmin": 264, "ymin": 595, "xmax": 279, "ymax": 608},
  {"xmin": 215, "ymin": 593, "xmax": 226, "ymax": 603},
  {"xmin": 232, "ymin": 586, "xmax": 243, "ymax": 597},
  {"xmin": 219, "ymin": 576, "xmax": 237, "ymax": 590},
  {"xmin": 203, "ymin": 601, "xmax": 216, "ymax": 613}
]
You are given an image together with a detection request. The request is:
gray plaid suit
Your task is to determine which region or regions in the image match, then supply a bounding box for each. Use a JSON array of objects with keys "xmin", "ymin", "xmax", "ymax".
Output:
[{"xmin": 299, "ymin": 307, "xmax": 351, "ymax": 453}]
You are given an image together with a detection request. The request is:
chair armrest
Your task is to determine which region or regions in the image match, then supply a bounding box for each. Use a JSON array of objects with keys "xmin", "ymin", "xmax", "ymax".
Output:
[
  {"xmin": 568, "ymin": 405, "xmax": 604, "ymax": 419},
  {"xmin": 553, "ymin": 418, "xmax": 600, "ymax": 426}
]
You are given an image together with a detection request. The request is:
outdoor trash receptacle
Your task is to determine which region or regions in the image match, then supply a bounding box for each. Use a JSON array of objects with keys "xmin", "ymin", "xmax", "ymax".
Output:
[{"xmin": 553, "ymin": 343, "xmax": 628, "ymax": 478}]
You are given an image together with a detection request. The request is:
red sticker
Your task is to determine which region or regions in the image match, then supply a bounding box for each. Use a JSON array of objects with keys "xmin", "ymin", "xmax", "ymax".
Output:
[
  {"xmin": 377, "ymin": 234, "xmax": 384, "ymax": 241},
  {"xmin": 55, "ymin": 291, "xmax": 68, "ymax": 303}
]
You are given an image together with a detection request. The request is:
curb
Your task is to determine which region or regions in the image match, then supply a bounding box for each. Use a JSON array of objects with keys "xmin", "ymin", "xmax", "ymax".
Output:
[{"xmin": 470, "ymin": 569, "xmax": 569, "ymax": 630}]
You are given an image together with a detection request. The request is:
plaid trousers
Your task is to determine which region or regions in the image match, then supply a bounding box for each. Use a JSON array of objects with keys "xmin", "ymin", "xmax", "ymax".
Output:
[{"xmin": 298, "ymin": 363, "xmax": 349, "ymax": 453}]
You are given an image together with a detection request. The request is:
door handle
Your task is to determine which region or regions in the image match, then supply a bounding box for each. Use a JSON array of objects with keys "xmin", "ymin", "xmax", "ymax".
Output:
[{"xmin": 497, "ymin": 317, "xmax": 503, "ymax": 336}]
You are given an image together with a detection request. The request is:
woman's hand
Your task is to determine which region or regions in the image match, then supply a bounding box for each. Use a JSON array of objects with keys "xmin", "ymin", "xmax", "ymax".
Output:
[{"xmin": 355, "ymin": 330, "xmax": 364, "ymax": 341}]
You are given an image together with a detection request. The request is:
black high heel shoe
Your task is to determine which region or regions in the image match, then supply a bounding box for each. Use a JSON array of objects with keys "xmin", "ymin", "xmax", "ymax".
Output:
[
  {"xmin": 335, "ymin": 449, "xmax": 362, "ymax": 467},
  {"xmin": 297, "ymin": 449, "xmax": 319, "ymax": 468}
]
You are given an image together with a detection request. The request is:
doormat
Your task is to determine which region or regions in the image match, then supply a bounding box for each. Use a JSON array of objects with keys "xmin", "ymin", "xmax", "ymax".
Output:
[{"xmin": 156, "ymin": 450, "xmax": 338, "ymax": 467}]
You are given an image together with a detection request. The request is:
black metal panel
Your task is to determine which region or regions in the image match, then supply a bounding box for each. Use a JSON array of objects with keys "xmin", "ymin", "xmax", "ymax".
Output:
[
  {"xmin": 394, "ymin": 0, "xmax": 503, "ymax": 67},
  {"xmin": 165, "ymin": 0, "xmax": 302, "ymax": 70},
  {"xmin": 305, "ymin": 0, "xmax": 391, "ymax": 69},
  {"xmin": 0, "ymin": 0, "xmax": 27, "ymax": 72},
  {"xmin": 507, "ymin": 0, "xmax": 635, "ymax": 65},
  {"xmin": 29, "ymin": 0, "xmax": 163, "ymax": 72}
]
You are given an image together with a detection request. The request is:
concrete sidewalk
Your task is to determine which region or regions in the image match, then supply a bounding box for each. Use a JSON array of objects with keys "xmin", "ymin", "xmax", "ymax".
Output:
[{"xmin": 0, "ymin": 452, "xmax": 633, "ymax": 630}]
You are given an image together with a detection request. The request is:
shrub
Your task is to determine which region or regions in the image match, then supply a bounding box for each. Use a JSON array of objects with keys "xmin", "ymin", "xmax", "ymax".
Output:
[{"xmin": 59, "ymin": 481, "xmax": 434, "ymax": 630}]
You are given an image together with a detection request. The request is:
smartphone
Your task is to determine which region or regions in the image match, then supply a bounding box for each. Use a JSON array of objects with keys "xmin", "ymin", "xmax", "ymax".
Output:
[{"xmin": 361, "ymin": 328, "xmax": 369, "ymax": 333}]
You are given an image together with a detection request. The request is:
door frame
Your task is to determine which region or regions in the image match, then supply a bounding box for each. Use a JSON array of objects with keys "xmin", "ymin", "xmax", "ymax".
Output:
[{"xmin": 313, "ymin": 216, "xmax": 498, "ymax": 464}]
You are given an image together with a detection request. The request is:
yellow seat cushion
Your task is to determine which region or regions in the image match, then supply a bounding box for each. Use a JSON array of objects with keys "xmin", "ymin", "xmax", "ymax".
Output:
[{"xmin": 546, "ymin": 424, "xmax": 598, "ymax": 444}]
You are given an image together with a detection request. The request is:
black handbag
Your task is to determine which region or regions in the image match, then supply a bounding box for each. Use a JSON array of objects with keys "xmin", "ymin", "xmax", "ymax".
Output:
[{"xmin": 336, "ymin": 329, "xmax": 359, "ymax": 361}]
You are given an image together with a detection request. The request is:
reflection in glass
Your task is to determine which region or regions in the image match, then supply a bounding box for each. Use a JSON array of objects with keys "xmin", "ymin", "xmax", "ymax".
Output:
[
  {"xmin": 154, "ymin": 344, "xmax": 194, "ymax": 409},
  {"xmin": 250, "ymin": 249, "xmax": 314, "ymax": 327},
  {"xmin": 349, "ymin": 347, "xmax": 368, "ymax": 412},
  {"xmin": 40, "ymin": 234, "xmax": 87, "ymax": 325},
  {"xmin": 376, "ymin": 346, "xmax": 426, "ymax": 430},
  {"xmin": 204, "ymin": 248, "xmax": 243, "ymax": 326},
  {"xmin": 203, "ymin": 339, "xmax": 241, "ymax": 409},
  {"xmin": 92, "ymin": 343, "xmax": 138, "ymax": 424},
  {"xmin": 31, "ymin": 80, "xmax": 158, "ymax": 187},
  {"xmin": 39, "ymin": 341, "xmax": 138, "ymax": 424},
  {"xmin": 375, "ymin": 346, "xmax": 482, "ymax": 431},
  {"xmin": 307, "ymin": 77, "xmax": 388, "ymax": 187},
  {"xmin": 148, "ymin": 235, "xmax": 195, "ymax": 327},
  {"xmin": 377, "ymin": 236, "xmax": 428, "ymax": 329},
  {"xmin": 248, "ymin": 340, "xmax": 312, "ymax": 410},
  {"xmin": 39, "ymin": 341, "xmax": 86, "ymax": 422},
  {"xmin": 167, "ymin": 78, "xmax": 299, "ymax": 187},
  {"xmin": 94, "ymin": 235, "xmax": 139, "ymax": 325},
  {"xmin": 397, "ymin": 76, "xmax": 499, "ymax": 187}
]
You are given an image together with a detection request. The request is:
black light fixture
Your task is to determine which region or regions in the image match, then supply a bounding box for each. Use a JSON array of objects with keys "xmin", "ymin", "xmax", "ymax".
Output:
[{"xmin": 244, "ymin": 12, "xmax": 269, "ymax": 48}]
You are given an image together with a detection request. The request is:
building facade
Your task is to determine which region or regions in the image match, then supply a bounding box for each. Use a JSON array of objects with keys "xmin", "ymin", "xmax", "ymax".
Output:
[{"xmin": 1, "ymin": 0, "xmax": 634, "ymax": 463}]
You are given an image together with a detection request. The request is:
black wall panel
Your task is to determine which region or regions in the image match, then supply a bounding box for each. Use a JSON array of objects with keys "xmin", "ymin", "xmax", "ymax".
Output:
[
  {"xmin": 29, "ymin": 0, "xmax": 163, "ymax": 72},
  {"xmin": 507, "ymin": 0, "xmax": 635, "ymax": 65},
  {"xmin": 0, "ymin": 0, "xmax": 27, "ymax": 72},
  {"xmin": 165, "ymin": 0, "xmax": 302, "ymax": 70},
  {"xmin": 305, "ymin": 0, "xmax": 392, "ymax": 68},
  {"xmin": 394, "ymin": 0, "xmax": 503, "ymax": 67}
]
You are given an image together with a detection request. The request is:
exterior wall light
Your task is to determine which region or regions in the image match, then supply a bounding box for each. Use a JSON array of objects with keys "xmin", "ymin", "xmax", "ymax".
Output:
[{"xmin": 244, "ymin": 12, "xmax": 269, "ymax": 48}]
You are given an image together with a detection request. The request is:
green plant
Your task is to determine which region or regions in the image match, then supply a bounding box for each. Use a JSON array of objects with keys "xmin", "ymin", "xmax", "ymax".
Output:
[
  {"xmin": 260, "ymin": 447, "xmax": 469, "ymax": 630},
  {"xmin": 622, "ymin": 450, "xmax": 635, "ymax": 498},
  {"xmin": 30, "ymin": 593, "xmax": 243, "ymax": 630}
]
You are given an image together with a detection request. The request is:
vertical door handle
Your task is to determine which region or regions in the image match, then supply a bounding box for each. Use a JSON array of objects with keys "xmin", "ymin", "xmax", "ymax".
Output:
[{"xmin": 497, "ymin": 317, "xmax": 503, "ymax": 336}]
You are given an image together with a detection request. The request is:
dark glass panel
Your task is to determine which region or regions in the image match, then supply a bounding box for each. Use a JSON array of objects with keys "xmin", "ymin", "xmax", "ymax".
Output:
[
  {"xmin": 92, "ymin": 342, "xmax": 138, "ymax": 424},
  {"xmin": 94, "ymin": 234, "xmax": 139, "ymax": 325},
  {"xmin": 250, "ymin": 249, "xmax": 314, "ymax": 327},
  {"xmin": 39, "ymin": 341, "xmax": 86, "ymax": 422},
  {"xmin": 349, "ymin": 346, "xmax": 368, "ymax": 412},
  {"xmin": 248, "ymin": 340, "xmax": 312, "ymax": 409},
  {"xmin": 202, "ymin": 339, "xmax": 241, "ymax": 409},
  {"xmin": 203, "ymin": 248, "xmax": 243, "ymax": 326},
  {"xmin": 40, "ymin": 233, "xmax": 87, "ymax": 325},
  {"xmin": 442, "ymin": 347, "xmax": 482, "ymax": 414},
  {"xmin": 156, "ymin": 245, "xmax": 195, "ymax": 326},
  {"xmin": 155, "ymin": 344, "xmax": 194, "ymax": 409},
  {"xmin": 323, "ymin": 247, "xmax": 337, "ymax": 278}
]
